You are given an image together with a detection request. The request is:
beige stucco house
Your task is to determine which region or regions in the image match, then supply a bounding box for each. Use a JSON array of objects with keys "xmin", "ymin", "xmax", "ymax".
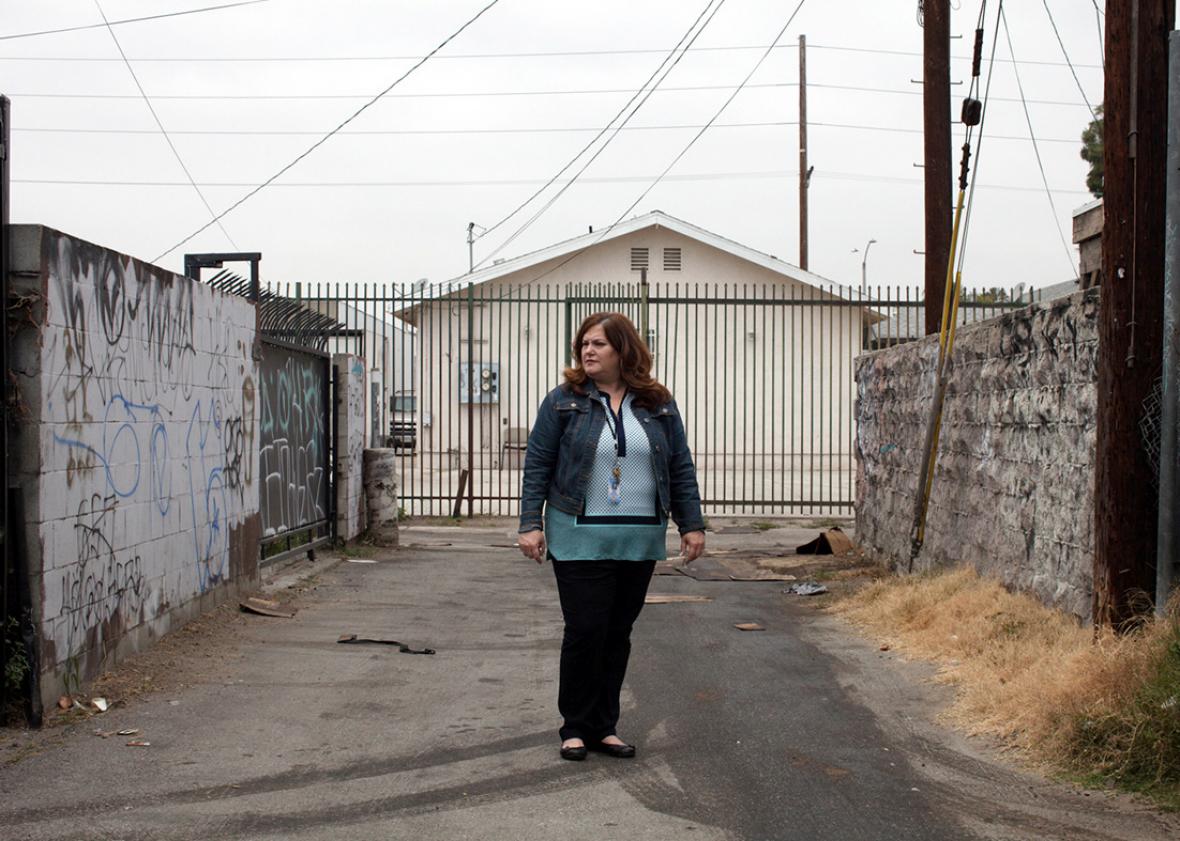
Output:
[{"xmin": 396, "ymin": 211, "xmax": 880, "ymax": 516}]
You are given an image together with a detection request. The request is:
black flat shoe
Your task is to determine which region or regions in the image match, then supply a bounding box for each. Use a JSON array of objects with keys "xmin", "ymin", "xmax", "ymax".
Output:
[
  {"xmin": 588, "ymin": 740, "xmax": 636, "ymax": 759},
  {"xmin": 560, "ymin": 744, "xmax": 588, "ymax": 761}
]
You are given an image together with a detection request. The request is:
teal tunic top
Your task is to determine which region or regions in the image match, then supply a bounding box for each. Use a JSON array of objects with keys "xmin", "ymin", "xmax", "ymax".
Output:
[{"xmin": 545, "ymin": 392, "xmax": 667, "ymax": 561}]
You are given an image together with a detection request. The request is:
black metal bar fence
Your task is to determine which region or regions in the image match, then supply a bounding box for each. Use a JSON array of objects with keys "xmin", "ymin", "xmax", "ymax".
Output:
[{"xmin": 269, "ymin": 278, "xmax": 1036, "ymax": 519}]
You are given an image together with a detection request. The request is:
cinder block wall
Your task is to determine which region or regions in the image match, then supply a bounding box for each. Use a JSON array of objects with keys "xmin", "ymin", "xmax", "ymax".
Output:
[
  {"xmin": 854, "ymin": 289, "xmax": 1099, "ymax": 620},
  {"xmin": 8, "ymin": 226, "xmax": 262, "ymax": 707},
  {"xmin": 333, "ymin": 353, "xmax": 366, "ymax": 540}
]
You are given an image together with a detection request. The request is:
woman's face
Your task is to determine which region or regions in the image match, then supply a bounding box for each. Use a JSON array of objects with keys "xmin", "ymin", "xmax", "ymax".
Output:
[{"xmin": 580, "ymin": 324, "xmax": 621, "ymax": 383}]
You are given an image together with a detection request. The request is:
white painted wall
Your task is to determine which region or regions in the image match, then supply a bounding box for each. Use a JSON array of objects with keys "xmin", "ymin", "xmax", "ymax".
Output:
[
  {"xmin": 408, "ymin": 227, "xmax": 864, "ymax": 514},
  {"xmin": 10, "ymin": 226, "xmax": 260, "ymax": 702}
]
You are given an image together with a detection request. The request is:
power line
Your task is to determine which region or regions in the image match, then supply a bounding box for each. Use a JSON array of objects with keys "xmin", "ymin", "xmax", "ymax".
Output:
[
  {"xmin": 4, "ymin": 80, "xmax": 1093, "ymax": 107},
  {"xmin": 473, "ymin": 0, "xmax": 730, "ymax": 269},
  {"xmin": 12, "ymin": 120, "xmax": 1084, "ymax": 143},
  {"xmin": 152, "ymin": 0, "xmax": 503, "ymax": 262},
  {"xmin": 92, "ymin": 0, "xmax": 237, "ymax": 251},
  {"xmin": 1041, "ymin": 0, "xmax": 1097, "ymax": 120},
  {"xmin": 0, "ymin": 40, "xmax": 1101, "ymax": 68},
  {"xmin": 12, "ymin": 170, "xmax": 1090, "ymax": 194},
  {"xmin": 0, "ymin": 0, "xmax": 269, "ymax": 42},
  {"xmin": 999, "ymin": 6, "xmax": 1077, "ymax": 277},
  {"xmin": 509, "ymin": 0, "xmax": 814, "ymax": 289}
]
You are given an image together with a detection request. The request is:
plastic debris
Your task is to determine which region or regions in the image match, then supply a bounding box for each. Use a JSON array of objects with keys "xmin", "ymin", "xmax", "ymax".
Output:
[
  {"xmin": 126, "ymin": 740, "xmax": 151, "ymax": 747},
  {"xmin": 57, "ymin": 696, "xmax": 72, "ymax": 711},
  {"xmin": 644, "ymin": 594, "xmax": 713, "ymax": 604},
  {"xmin": 117, "ymin": 728, "xmax": 140, "ymax": 736},
  {"xmin": 785, "ymin": 582, "xmax": 828, "ymax": 596},
  {"xmin": 347, "ymin": 559, "xmax": 378, "ymax": 564},
  {"xmin": 91, "ymin": 697, "xmax": 109, "ymax": 712},
  {"xmin": 733, "ymin": 622, "xmax": 765, "ymax": 632}
]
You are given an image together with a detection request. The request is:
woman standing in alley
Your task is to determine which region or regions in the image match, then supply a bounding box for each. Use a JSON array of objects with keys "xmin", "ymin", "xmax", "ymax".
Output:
[{"xmin": 518, "ymin": 311, "xmax": 706, "ymax": 762}]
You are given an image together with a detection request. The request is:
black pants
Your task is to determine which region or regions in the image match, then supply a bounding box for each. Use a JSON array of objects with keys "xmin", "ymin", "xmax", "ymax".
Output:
[{"xmin": 551, "ymin": 559, "xmax": 656, "ymax": 742}]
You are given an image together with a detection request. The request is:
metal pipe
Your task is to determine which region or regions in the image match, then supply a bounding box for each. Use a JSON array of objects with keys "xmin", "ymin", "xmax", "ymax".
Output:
[{"xmin": 1157, "ymin": 31, "xmax": 1180, "ymax": 617}]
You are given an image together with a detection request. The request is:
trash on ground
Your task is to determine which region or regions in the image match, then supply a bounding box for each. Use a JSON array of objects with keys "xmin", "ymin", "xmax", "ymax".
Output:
[
  {"xmin": 336, "ymin": 633, "xmax": 436, "ymax": 655},
  {"xmin": 57, "ymin": 696, "xmax": 72, "ymax": 711},
  {"xmin": 91, "ymin": 697, "xmax": 109, "ymax": 712},
  {"xmin": 785, "ymin": 582, "xmax": 829, "ymax": 596},
  {"xmin": 117, "ymin": 728, "xmax": 140, "ymax": 736},
  {"xmin": 94, "ymin": 730, "xmax": 114, "ymax": 738},
  {"xmin": 644, "ymin": 594, "xmax": 714, "ymax": 604},
  {"xmin": 795, "ymin": 527, "xmax": 855, "ymax": 555},
  {"xmin": 346, "ymin": 559, "xmax": 378, "ymax": 564},
  {"xmin": 125, "ymin": 740, "xmax": 151, "ymax": 747},
  {"xmin": 247, "ymin": 596, "xmax": 280, "ymax": 609},
  {"xmin": 239, "ymin": 600, "xmax": 295, "ymax": 619},
  {"xmin": 734, "ymin": 622, "xmax": 766, "ymax": 632}
]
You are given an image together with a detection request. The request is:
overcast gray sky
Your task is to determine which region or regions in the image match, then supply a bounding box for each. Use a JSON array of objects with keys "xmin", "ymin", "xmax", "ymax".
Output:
[{"xmin": 1, "ymin": 1, "xmax": 1146, "ymax": 293}]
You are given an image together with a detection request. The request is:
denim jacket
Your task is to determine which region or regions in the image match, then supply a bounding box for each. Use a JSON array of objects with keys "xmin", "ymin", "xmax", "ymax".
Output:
[{"xmin": 518, "ymin": 383, "xmax": 705, "ymax": 535}]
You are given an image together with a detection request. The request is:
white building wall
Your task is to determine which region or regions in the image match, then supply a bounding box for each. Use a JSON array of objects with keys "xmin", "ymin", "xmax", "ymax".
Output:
[{"xmin": 407, "ymin": 228, "xmax": 864, "ymax": 513}]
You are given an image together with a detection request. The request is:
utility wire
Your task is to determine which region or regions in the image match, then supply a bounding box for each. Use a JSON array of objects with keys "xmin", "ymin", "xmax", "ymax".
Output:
[
  {"xmin": 11, "ymin": 120, "xmax": 1084, "ymax": 143},
  {"xmin": 13, "ymin": 171, "xmax": 1090, "ymax": 194},
  {"xmin": 0, "ymin": 0, "xmax": 269, "ymax": 41},
  {"xmin": 5, "ymin": 81, "xmax": 1091, "ymax": 107},
  {"xmin": 93, "ymin": 0, "xmax": 237, "ymax": 251},
  {"xmin": 473, "ymin": 0, "xmax": 729, "ymax": 269},
  {"xmin": 0, "ymin": 41, "xmax": 1100, "ymax": 68},
  {"xmin": 999, "ymin": 6, "xmax": 1077, "ymax": 278},
  {"xmin": 474, "ymin": 0, "xmax": 722, "ymax": 246},
  {"xmin": 1041, "ymin": 0, "xmax": 1096, "ymax": 121},
  {"xmin": 152, "ymin": 0, "xmax": 502, "ymax": 262},
  {"xmin": 507, "ymin": 0, "xmax": 812, "ymax": 290}
]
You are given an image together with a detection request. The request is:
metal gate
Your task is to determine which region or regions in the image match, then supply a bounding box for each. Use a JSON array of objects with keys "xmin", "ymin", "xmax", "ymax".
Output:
[
  {"xmin": 257, "ymin": 339, "xmax": 333, "ymax": 553},
  {"xmin": 264, "ymin": 277, "xmax": 1027, "ymax": 519}
]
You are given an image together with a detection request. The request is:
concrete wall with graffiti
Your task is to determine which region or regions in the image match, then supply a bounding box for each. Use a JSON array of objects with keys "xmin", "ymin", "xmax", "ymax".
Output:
[
  {"xmin": 855, "ymin": 289, "xmax": 1099, "ymax": 620},
  {"xmin": 334, "ymin": 353, "xmax": 366, "ymax": 541},
  {"xmin": 8, "ymin": 225, "xmax": 261, "ymax": 705}
]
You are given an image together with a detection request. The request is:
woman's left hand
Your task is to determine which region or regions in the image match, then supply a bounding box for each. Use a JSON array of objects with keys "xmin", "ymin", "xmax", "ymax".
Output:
[{"xmin": 680, "ymin": 530, "xmax": 706, "ymax": 564}]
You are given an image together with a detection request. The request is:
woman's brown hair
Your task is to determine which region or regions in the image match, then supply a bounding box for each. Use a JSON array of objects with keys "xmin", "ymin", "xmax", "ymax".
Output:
[{"xmin": 563, "ymin": 312, "xmax": 672, "ymax": 409}]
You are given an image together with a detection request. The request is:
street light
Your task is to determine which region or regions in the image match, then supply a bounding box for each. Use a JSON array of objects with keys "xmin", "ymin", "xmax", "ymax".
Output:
[{"xmin": 851, "ymin": 238, "xmax": 877, "ymax": 296}]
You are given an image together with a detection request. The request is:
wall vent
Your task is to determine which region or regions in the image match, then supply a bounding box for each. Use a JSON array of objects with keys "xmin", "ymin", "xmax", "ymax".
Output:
[
  {"xmin": 663, "ymin": 247, "xmax": 682, "ymax": 271},
  {"xmin": 630, "ymin": 247, "xmax": 649, "ymax": 271}
]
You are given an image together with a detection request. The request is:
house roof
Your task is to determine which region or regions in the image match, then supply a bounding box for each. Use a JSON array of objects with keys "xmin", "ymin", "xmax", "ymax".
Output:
[
  {"xmin": 395, "ymin": 210, "xmax": 881, "ymax": 323},
  {"xmin": 437, "ymin": 210, "xmax": 855, "ymax": 296}
]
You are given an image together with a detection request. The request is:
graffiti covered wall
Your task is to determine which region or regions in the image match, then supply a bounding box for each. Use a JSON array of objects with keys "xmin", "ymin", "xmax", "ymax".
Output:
[
  {"xmin": 8, "ymin": 226, "xmax": 261, "ymax": 704},
  {"xmin": 854, "ymin": 289, "xmax": 1099, "ymax": 620}
]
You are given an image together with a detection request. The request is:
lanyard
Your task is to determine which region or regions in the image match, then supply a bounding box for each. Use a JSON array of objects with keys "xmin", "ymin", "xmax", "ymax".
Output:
[{"xmin": 598, "ymin": 391, "xmax": 627, "ymax": 504}]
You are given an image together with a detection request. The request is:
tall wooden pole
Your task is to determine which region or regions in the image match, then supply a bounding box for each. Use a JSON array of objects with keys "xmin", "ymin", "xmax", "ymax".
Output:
[
  {"xmin": 798, "ymin": 34, "xmax": 809, "ymax": 271},
  {"xmin": 923, "ymin": 0, "xmax": 951, "ymax": 335},
  {"xmin": 1094, "ymin": 0, "xmax": 1175, "ymax": 626}
]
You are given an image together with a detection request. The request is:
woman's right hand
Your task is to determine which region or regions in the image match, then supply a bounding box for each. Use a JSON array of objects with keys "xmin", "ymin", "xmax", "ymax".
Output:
[{"xmin": 518, "ymin": 529, "xmax": 547, "ymax": 564}]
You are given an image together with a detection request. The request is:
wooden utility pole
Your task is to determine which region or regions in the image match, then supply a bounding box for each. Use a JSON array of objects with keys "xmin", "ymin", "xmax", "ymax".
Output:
[
  {"xmin": 922, "ymin": 0, "xmax": 951, "ymax": 335},
  {"xmin": 1094, "ymin": 0, "xmax": 1175, "ymax": 626},
  {"xmin": 798, "ymin": 34, "xmax": 809, "ymax": 271}
]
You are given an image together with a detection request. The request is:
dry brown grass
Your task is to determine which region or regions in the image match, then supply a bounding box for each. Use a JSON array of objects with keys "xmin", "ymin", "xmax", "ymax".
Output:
[{"xmin": 835, "ymin": 566, "xmax": 1180, "ymax": 805}]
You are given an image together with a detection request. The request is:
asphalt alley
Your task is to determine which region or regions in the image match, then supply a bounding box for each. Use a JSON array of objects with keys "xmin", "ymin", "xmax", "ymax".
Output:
[{"xmin": 0, "ymin": 521, "xmax": 1176, "ymax": 841}]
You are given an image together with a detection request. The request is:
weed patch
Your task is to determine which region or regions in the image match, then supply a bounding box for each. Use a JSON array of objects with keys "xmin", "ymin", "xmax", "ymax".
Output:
[{"xmin": 835, "ymin": 566, "xmax": 1180, "ymax": 808}]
